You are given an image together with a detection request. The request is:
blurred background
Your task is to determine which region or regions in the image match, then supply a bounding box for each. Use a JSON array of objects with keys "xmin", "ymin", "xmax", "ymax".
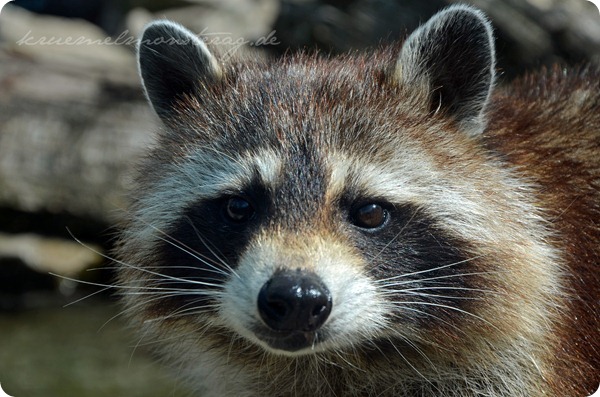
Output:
[{"xmin": 0, "ymin": 0, "xmax": 599, "ymax": 396}]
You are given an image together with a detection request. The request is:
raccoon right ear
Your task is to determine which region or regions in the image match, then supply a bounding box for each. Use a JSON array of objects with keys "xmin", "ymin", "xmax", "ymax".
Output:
[
  {"xmin": 138, "ymin": 21, "xmax": 222, "ymax": 120},
  {"xmin": 395, "ymin": 5, "xmax": 496, "ymax": 135}
]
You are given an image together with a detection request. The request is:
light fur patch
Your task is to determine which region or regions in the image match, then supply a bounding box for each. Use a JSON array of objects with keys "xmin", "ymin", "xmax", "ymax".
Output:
[
  {"xmin": 118, "ymin": 137, "xmax": 565, "ymax": 397},
  {"xmin": 220, "ymin": 232, "xmax": 390, "ymax": 356},
  {"xmin": 128, "ymin": 147, "xmax": 282, "ymax": 246},
  {"xmin": 325, "ymin": 147, "xmax": 564, "ymax": 368}
]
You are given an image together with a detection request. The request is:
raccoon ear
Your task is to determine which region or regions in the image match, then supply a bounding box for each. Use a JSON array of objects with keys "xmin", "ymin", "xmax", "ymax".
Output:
[
  {"xmin": 138, "ymin": 20, "xmax": 222, "ymax": 120},
  {"xmin": 395, "ymin": 5, "xmax": 495, "ymax": 135}
]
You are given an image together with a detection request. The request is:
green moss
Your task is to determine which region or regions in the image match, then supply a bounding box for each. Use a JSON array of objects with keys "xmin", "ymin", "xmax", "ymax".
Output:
[{"xmin": 0, "ymin": 302, "xmax": 191, "ymax": 397}]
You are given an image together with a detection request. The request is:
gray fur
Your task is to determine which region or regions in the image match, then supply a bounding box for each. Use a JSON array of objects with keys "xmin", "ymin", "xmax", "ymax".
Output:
[
  {"xmin": 396, "ymin": 5, "xmax": 496, "ymax": 135},
  {"xmin": 113, "ymin": 5, "xmax": 600, "ymax": 397},
  {"xmin": 138, "ymin": 20, "xmax": 222, "ymax": 120}
]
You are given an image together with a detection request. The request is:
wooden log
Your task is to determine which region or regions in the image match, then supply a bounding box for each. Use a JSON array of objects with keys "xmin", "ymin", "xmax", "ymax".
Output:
[
  {"xmin": 0, "ymin": 1, "xmax": 598, "ymax": 225},
  {"xmin": 0, "ymin": 5, "xmax": 157, "ymax": 224},
  {"xmin": 273, "ymin": 0, "xmax": 600, "ymax": 77},
  {"xmin": 0, "ymin": 1, "xmax": 279, "ymax": 224}
]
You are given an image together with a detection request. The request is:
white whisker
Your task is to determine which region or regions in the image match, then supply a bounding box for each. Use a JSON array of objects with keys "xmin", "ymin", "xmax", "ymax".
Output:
[
  {"xmin": 370, "ymin": 208, "xmax": 420, "ymax": 263},
  {"xmin": 392, "ymin": 301, "xmax": 497, "ymax": 329},
  {"xmin": 380, "ymin": 270, "xmax": 506, "ymax": 288},
  {"xmin": 375, "ymin": 255, "xmax": 487, "ymax": 283},
  {"xmin": 153, "ymin": 233, "xmax": 230, "ymax": 277},
  {"xmin": 184, "ymin": 215, "xmax": 240, "ymax": 279}
]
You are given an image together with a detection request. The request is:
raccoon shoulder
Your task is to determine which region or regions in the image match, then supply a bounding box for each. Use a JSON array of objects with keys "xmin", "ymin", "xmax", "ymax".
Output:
[{"xmin": 487, "ymin": 66, "xmax": 600, "ymax": 394}]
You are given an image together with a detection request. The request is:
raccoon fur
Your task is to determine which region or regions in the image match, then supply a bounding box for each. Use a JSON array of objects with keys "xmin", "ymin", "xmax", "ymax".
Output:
[{"xmin": 116, "ymin": 5, "xmax": 599, "ymax": 396}]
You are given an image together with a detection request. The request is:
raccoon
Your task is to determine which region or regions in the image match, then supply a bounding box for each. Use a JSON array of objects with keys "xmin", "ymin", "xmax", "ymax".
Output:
[{"xmin": 116, "ymin": 5, "xmax": 600, "ymax": 397}]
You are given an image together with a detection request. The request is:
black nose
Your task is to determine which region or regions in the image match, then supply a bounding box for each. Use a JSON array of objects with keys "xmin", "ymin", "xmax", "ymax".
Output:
[{"xmin": 257, "ymin": 269, "xmax": 332, "ymax": 333}]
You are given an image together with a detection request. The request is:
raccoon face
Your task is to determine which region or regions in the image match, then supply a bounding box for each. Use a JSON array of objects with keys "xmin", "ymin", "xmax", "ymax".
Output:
[{"xmin": 121, "ymin": 5, "xmax": 559, "ymax": 363}]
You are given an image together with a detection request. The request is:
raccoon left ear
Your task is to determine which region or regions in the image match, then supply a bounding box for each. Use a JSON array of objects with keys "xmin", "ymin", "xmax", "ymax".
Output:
[
  {"xmin": 395, "ymin": 5, "xmax": 496, "ymax": 135},
  {"xmin": 138, "ymin": 21, "xmax": 222, "ymax": 121}
]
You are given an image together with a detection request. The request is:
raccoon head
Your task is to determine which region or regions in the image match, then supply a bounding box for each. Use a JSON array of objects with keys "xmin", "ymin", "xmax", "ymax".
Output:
[{"xmin": 121, "ymin": 5, "xmax": 559, "ymax": 377}]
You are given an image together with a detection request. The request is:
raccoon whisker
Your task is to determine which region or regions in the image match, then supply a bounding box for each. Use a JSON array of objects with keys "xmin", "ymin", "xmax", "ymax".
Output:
[
  {"xmin": 396, "ymin": 301, "xmax": 498, "ymax": 329},
  {"xmin": 129, "ymin": 275, "xmax": 197, "ymax": 284},
  {"xmin": 313, "ymin": 354, "xmax": 335, "ymax": 395},
  {"xmin": 98, "ymin": 289, "xmax": 217, "ymax": 333},
  {"xmin": 53, "ymin": 233, "xmax": 140, "ymax": 307},
  {"xmin": 59, "ymin": 285, "xmax": 114, "ymax": 308},
  {"xmin": 128, "ymin": 325, "xmax": 151, "ymax": 368},
  {"xmin": 363, "ymin": 336, "xmax": 396, "ymax": 364},
  {"xmin": 375, "ymin": 255, "xmax": 486, "ymax": 283},
  {"xmin": 152, "ymin": 223, "xmax": 234, "ymax": 277},
  {"xmin": 155, "ymin": 275, "xmax": 227, "ymax": 285},
  {"xmin": 132, "ymin": 321, "xmax": 216, "ymax": 349},
  {"xmin": 97, "ymin": 299, "xmax": 157, "ymax": 332},
  {"xmin": 381, "ymin": 286, "xmax": 496, "ymax": 295},
  {"xmin": 121, "ymin": 289, "xmax": 222, "ymax": 297},
  {"xmin": 165, "ymin": 294, "xmax": 221, "ymax": 313},
  {"xmin": 120, "ymin": 261, "xmax": 225, "ymax": 288},
  {"xmin": 225, "ymin": 334, "xmax": 235, "ymax": 366},
  {"xmin": 331, "ymin": 350, "xmax": 366, "ymax": 372},
  {"xmin": 129, "ymin": 276, "xmax": 224, "ymax": 289},
  {"xmin": 129, "ymin": 217, "xmax": 235, "ymax": 277},
  {"xmin": 152, "ymin": 305, "xmax": 221, "ymax": 322},
  {"xmin": 387, "ymin": 330, "xmax": 437, "ymax": 372},
  {"xmin": 103, "ymin": 265, "xmax": 223, "ymax": 272},
  {"xmin": 315, "ymin": 351, "xmax": 344, "ymax": 371},
  {"xmin": 142, "ymin": 306, "xmax": 220, "ymax": 325},
  {"xmin": 184, "ymin": 215, "xmax": 240, "ymax": 279},
  {"xmin": 380, "ymin": 270, "xmax": 507, "ymax": 287},
  {"xmin": 316, "ymin": 343, "xmax": 347, "ymax": 370},
  {"xmin": 161, "ymin": 307, "xmax": 223, "ymax": 322},
  {"xmin": 255, "ymin": 346, "xmax": 270, "ymax": 379},
  {"xmin": 49, "ymin": 272, "xmax": 213, "ymax": 294},
  {"xmin": 114, "ymin": 295, "xmax": 220, "ymax": 327},
  {"xmin": 153, "ymin": 233, "xmax": 230, "ymax": 277},
  {"xmin": 383, "ymin": 290, "xmax": 482, "ymax": 301},
  {"xmin": 385, "ymin": 305, "xmax": 471, "ymax": 338},
  {"xmin": 370, "ymin": 209, "xmax": 420, "ymax": 263},
  {"xmin": 118, "ymin": 274, "xmax": 224, "ymax": 291},
  {"xmin": 384, "ymin": 336, "xmax": 437, "ymax": 388},
  {"xmin": 237, "ymin": 334, "xmax": 261, "ymax": 356},
  {"xmin": 132, "ymin": 307, "xmax": 216, "ymax": 364},
  {"xmin": 65, "ymin": 234, "xmax": 226, "ymax": 289}
]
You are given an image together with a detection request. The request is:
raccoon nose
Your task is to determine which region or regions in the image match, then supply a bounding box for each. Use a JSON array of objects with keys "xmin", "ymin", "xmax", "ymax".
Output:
[{"xmin": 257, "ymin": 270, "xmax": 332, "ymax": 333}]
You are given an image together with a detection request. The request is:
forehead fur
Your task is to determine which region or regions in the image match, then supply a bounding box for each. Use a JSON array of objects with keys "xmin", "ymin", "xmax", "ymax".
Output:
[
  {"xmin": 132, "ymin": 47, "xmax": 503, "ymax": 239},
  {"xmin": 153, "ymin": 48, "xmax": 444, "ymax": 161}
]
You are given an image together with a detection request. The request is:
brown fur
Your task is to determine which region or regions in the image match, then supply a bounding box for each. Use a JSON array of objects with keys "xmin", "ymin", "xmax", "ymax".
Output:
[
  {"xmin": 117, "ymin": 9, "xmax": 600, "ymax": 397},
  {"xmin": 489, "ymin": 66, "xmax": 600, "ymax": 395}
]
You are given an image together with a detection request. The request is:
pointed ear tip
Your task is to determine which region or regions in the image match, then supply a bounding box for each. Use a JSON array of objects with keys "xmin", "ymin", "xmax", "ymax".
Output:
[
  {"xmin": 442, "ymin": 4, "xmax": 489, "ymax": 19},
  {"xmin": 141, "ymin": 20, "xmax": 182, "ymax": 39},
  {"xmin": 139, "ymin": 19, "xmax": 203, "ymax": 48},
  {"xmin": 435, "ymin": 5, "xmax": 496, "ymax": 61},
  {"xmin": 139, "ymin": 20, "xmax": 171, "ymax": 53},
  {"xmin": 441, "ymin": 4, "xmax": 494, "ymax": 33},
  {"xmin": 398, "ymin": 5, "xmax": 496, "ymax": 62}
]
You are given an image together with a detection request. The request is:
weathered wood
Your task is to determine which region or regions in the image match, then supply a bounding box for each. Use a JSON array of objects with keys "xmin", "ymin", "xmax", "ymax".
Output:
[
  {"xmin": 0, "ymin": 1, "xmax": 598, "ymax": 225},
  {"xmin": 0, "ymin": 2, "xmax": 280, "ymax": 224},
  {"xmin": 273, "ymin": 0, "xmax": 600, "ymax": 77},
  {"xmin": 0, "ymin": 6, "xmax": 157, "ymax": 224},
  {"xmin": 453, "ymin": 0, "xmax": 600, "ymax": 75}
]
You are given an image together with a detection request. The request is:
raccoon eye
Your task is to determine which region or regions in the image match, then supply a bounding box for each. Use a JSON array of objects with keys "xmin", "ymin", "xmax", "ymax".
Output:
[
  {"xmin": 223, "ymin": 197, "xmax": 254, "ymax": 223},
  {"xmin": 352, "ymin": 203, "xmax": 388, "ymax": 230}
]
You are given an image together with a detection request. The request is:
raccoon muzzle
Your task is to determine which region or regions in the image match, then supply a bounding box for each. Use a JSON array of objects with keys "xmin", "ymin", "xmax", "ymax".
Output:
[{"xmin": 256, "ymin": 269, "xmax": 332, "ymax": 351}]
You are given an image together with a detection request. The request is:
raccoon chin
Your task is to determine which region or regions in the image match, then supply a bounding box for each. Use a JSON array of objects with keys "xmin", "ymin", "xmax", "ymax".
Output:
[{"xmin": 250, "ymin": 329, "xmax": 329, "ymax": 356}]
